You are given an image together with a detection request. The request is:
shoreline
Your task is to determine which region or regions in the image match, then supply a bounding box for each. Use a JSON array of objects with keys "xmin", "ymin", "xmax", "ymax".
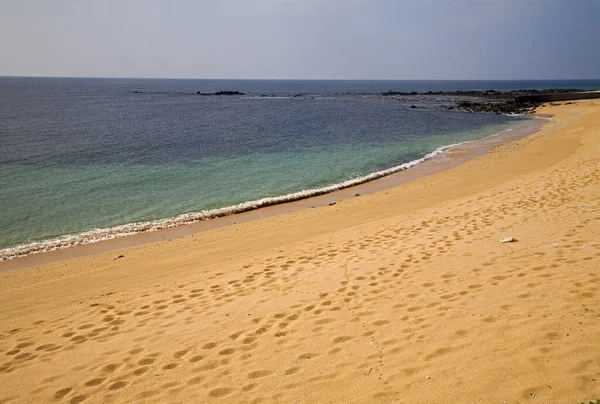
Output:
[
  {"xmin": 0, "ymin": 100, "xmax": 598, "ymax": 403},
  {"xmin": 0, "ymin": 115, "xmax": 547, "ymax": 271}
]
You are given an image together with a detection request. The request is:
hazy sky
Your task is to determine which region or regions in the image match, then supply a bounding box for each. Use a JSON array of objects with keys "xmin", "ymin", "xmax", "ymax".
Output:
[{"xmin": 1, "ymin": 0, "xmax": 598, "ymax": 79}]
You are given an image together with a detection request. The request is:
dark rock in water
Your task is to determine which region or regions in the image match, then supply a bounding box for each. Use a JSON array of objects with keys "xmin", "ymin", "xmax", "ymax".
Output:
[
  {"xmin": 214, "ymin": 91, "xmax": 245, "ymax": 96},
  {"xmin": 196, "ymin": 90, "xmax": 246, "ymax": 96},
  {"xmin": 446, "ymin": 99, "xmax": 539, "ymax": 115},
  {"xmin": 410, "ymin": 105, "xmax": 417, "ymax": 109},
  {"xmin": 382, "ymin": 88, "xmax": 584, "ymax": 116}
]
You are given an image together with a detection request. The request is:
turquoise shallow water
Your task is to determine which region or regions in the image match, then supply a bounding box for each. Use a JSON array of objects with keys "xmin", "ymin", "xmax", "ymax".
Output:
[
  {"xmin": 0, "ymin": 78, "xmax": 575, "ymax": 257},
  {"xmin": 0, "ymin": 121, "xmax": 522, "ymax": 254}
]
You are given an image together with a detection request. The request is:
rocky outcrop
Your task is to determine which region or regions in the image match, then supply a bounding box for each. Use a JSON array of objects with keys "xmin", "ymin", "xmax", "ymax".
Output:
[
  {"xmin": 382, "ymin": 89, "xmax": 585, "ymax": 115},
  {"xmin": 381, "ymin": 88, "xmax": 584, "ymax": 99},
  {"xmin": 446, "ymin": 100, "xmax": 538, "ymax": 115},
  {"xmin": 196, "ymin": 91, "xmax": 246, "ymax": 96}
]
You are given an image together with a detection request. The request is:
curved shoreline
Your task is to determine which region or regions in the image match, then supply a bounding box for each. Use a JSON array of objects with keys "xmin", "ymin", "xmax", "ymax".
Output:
[
  {"xmin": 0, "ymin": 141, "xmax": 469, "ymax": 260},
  {"xmin": 0, "ymin": 116, "xmax": 548, "ymax": 269},
  {"xmin": 1, "ymin": 101, "xmax": 597, "ymax": 404}
]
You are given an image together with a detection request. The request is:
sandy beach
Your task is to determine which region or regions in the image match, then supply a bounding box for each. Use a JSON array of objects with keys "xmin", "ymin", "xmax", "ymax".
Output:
[{"xmin": 0, "ymin": 100, "xmax": 598, "ymax": 403}]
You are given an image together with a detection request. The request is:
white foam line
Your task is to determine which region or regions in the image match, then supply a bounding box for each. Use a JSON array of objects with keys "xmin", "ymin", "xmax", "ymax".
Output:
[{"xmin": 0, "ymin": 138, "xmax": 491, "ymax": 261}]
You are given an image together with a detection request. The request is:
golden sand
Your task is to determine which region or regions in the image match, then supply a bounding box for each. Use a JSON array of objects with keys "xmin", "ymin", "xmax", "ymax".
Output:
[{"xmin": 0, "ymin": 101, "xmax": 598, "ymax": 403}]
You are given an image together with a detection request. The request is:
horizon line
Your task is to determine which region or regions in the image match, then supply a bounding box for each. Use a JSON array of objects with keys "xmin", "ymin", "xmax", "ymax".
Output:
[{"xmin": 1, "ymin": 75, "xmax": 600, "ymax": 81}]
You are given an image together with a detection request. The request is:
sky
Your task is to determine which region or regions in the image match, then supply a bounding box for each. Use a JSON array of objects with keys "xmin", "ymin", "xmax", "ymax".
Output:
[{"xmin": 0, "ymin": 0, "xmax": 599, "ymax": 80}]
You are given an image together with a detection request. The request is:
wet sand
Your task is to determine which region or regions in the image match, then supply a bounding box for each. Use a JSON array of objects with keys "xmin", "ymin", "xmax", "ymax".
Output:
[{"xmin": 0, "ymin": 101, "xmax": 598, "ymax": 403}]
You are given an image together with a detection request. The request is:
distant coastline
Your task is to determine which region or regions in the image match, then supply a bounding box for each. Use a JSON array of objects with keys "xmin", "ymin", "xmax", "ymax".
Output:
[{"xmin": 126, "ymin": 85, "xmax": 595, "ymax": 115}]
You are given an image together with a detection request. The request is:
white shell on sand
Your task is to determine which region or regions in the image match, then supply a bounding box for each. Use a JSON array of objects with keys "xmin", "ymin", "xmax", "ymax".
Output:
[{"xmin": 500, "ymin": 237, "xmax": 519, "ymax": 243}]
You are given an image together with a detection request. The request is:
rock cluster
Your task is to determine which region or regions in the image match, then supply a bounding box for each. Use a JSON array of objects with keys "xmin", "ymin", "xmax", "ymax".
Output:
[
  {"xmin": 446, "ymin": 100, "xmax": 538, "ymax": 115},
  {"xmin": 381, "ymin": 88, "xmax": 583, "ymax": 99},
  {"xmin": 196, "ymin": 91, "xmax": 245, "ymax": 96},
  {"xmin": 382, "ymin": 88, "xmax": 584, "ymax": 115}
]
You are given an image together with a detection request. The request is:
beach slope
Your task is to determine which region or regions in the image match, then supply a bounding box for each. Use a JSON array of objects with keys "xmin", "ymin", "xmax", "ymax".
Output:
[{"xmin": 0, "ymin": 101, "xmax": 598, "ymax": 403}]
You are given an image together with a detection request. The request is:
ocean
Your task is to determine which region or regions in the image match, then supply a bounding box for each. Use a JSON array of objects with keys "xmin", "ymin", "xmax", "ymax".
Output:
[{"xmin": 1, "ymin": 77, "xmax": 599, "ymax": 259}]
